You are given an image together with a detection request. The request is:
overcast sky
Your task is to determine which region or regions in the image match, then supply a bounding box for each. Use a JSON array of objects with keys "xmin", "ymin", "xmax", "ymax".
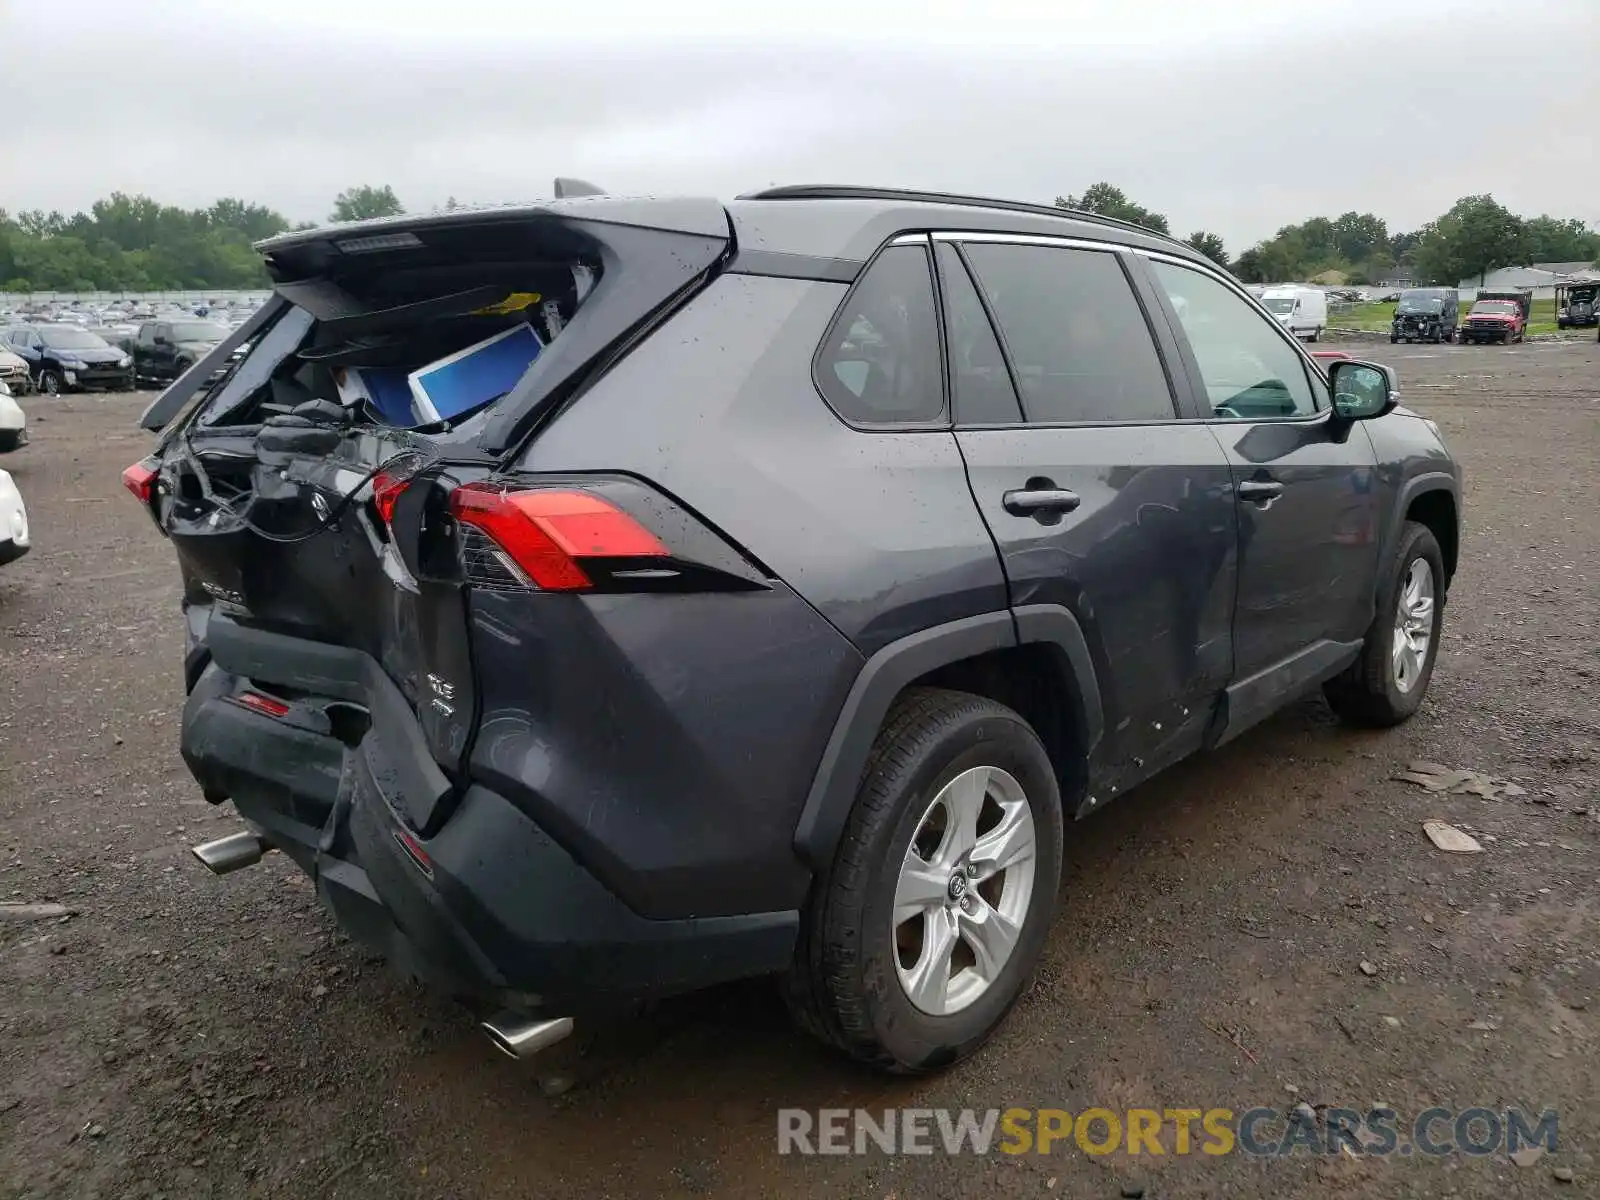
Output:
[{"xmin": 5, "ymin": 0, "xmax": 1597, "ymax": 250}]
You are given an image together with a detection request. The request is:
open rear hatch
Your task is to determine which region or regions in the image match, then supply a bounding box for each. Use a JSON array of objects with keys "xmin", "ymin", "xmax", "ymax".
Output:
[{"xmin": 135, "ymin": 197, "xmax": 731, "ymax": 827}]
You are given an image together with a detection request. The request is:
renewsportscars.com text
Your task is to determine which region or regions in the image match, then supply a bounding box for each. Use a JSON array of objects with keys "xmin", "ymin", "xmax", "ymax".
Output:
[{"xmin": 777, "ymin": 1106, "xmax": 1559, "ymax": 1158}]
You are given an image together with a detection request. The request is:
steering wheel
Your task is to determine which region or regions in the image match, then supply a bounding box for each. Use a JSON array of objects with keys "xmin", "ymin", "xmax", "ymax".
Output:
[{"xmin": 1213, "ymin": 404, "xmax": 1243, "ymax": 419}]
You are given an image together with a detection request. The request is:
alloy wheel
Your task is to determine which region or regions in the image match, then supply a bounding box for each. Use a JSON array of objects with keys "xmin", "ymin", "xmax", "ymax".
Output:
[
  {"xmin": 893, "ymin": 765, "xmax": 1037, "ymax": 1016},
  {"xmin": 1392, "ymin": 558, "xmax": 1436, "ymax": 693}
]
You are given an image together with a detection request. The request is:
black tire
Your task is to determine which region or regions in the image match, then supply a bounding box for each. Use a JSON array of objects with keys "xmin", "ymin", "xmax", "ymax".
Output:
[
  {"xmin": 786, "ymin": 687, "xmax": 1064, "ymax": 1073},
  {"xmin": 37, "ymin": 369, "xmax": 64, "ymax": 396},
  {"xmin": 1389, "ymin": 335, "xmax": 1398, "ymax": 343},
  {"xmin": 1324, "ymin": 522, "xmax": 1446, "ymax": 727}
]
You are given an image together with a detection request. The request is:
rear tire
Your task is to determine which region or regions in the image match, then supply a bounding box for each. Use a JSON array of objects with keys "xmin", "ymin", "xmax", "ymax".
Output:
[
  {"xmin": 786, "ymin": 688, "xmax": 1064, "ymax": 1073},
  {"xmin": 1324, "ymin": 522, "xmax": 1446, "ymax": 727}
]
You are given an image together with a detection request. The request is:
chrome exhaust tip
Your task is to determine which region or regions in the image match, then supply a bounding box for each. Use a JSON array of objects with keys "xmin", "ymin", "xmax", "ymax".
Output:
[
  {"xmin": 191, "ymin": 831, "xmax": 268, "ymax": 875},
  {"xmin": 481, "ymin": 1013, "xmax": 574, "ymax": 1060}
]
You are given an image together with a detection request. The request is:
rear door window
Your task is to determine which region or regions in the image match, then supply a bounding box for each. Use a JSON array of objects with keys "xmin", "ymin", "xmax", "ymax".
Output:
[
  {"xmin": 815, "ymin": 244, "xmax": 945, "ymax": 425},
  {"xmin": 961, "ymin": 243, "xmax": 1177, "ymax": 424},
  {"xmin": 935, "ymin": 242, "xmax": 1022, "ymax": 425}
]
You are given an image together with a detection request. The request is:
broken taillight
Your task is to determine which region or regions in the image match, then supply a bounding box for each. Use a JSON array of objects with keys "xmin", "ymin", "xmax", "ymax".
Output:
[
  {"xmin": 447, "ymin": 484, "xmax": 669, "ymax": 591},
  {"xmin": 371, "ymin": 466, "xmax": 410, "ymax": 527},
  {"xmin": 121, "ymin": 458, "xmax": 158, "ymax": 505}
]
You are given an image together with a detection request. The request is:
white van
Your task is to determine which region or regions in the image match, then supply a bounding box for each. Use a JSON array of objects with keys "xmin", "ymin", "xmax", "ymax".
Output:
[{"xmin": 1258, "ymin": 287, "xmax": 1328, "ymax": 342}]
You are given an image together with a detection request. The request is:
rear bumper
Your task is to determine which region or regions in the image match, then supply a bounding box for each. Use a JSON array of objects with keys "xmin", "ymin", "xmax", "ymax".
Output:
[{"xmin": 180, "ymin": 616, "xmax": 798, "ymax": 1012}]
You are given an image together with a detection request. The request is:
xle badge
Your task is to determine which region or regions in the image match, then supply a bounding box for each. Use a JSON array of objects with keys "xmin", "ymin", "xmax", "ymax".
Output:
[{"xmin": 428, "ymin": 674, "xmax": 456, "ymax": 718}]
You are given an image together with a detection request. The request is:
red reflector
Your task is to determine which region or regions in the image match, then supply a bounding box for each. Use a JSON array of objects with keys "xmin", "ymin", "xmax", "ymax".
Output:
[
  {"xmin": 448, "ymin": 484, "xmax": 669, "ymax": 591},
  {"xmin": 392, "ymin": 826, "xmax": 434, "ymax": 878},
  {"xmin": 122, "ymin": 460, "xmax": 158, "ymax": 505},
  {"xmin": 371, "ymin": 468, "xmax": 409, "ymax": 526},
  {"xmin": 231, "ymin": 691, "xmax": 291, "ymax": 718}
]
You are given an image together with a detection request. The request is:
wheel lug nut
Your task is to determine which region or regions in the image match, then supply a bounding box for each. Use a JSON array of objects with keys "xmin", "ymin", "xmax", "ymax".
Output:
[
  {"xmin": 959, "ymin": 896, "xmax": 973, "ymax": 912},
  {"xmin": 965, "ymin": 863, "xmax": 979, "ymax": 878}
]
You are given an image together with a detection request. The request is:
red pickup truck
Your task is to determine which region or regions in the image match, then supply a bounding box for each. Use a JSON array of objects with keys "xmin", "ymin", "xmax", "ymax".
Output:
[{"xmin": 1460, "ymin": 298, "xmax": 1528, "ymax": 344}]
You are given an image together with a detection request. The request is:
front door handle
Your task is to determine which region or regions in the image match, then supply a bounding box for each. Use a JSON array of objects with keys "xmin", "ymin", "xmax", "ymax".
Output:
[
  {"xmin": 1002, "ymin": 488, "xmax": 1082, "ymax": 517},
  {"xmin": 1236, "ymin": 480, "xmax": 1284, "ymax": 503}
]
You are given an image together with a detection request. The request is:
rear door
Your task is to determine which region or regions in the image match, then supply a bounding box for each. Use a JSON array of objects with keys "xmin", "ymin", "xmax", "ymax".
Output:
[
  {"xmin": 1137, "ymin": 255, "xmax": 1381, "ymax": 711},
  {"xmin": 940, "ymin": 234, "xmax": 1239, "ymax": 793}
]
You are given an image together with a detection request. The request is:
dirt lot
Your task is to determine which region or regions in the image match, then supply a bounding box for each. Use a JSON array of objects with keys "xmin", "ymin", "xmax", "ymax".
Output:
[{"xmin": 2, "ymin": 339, "xmax": 1598, "ymax": 1199}]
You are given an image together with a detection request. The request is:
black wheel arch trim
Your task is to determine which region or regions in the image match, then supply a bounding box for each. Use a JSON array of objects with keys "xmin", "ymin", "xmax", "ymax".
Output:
[
  {"xmin": 793, "ymin": 605, "xmax": 1104, "ymax": 869},
  {"xmin": 1389, "ymin": 471, "xmax": 1460, "ymax": 579}
]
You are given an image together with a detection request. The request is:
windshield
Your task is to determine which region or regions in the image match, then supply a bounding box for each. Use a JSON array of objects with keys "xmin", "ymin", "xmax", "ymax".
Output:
[
  {"xmin": 1396, "ymin": 295, "xmax": 1442, "ymax": 314},
  {"xmin": 1472, "ymin": 302, "xmax": 1518, "ymax": 315},
  {"xmin": 170, "ymin": 322, "xmax": 229, "ymax": 342},
  {"xmin": 43, "ymin": 327, "xmax": 114, "ymax": 350},
  {"xmin": 1262, "ymin": 298, "xmax": 1296, "ymax": 315}
]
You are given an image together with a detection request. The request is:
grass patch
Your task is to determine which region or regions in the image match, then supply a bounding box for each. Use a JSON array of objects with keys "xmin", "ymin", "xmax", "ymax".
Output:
[{"xmin": 1333, "ymin": 297, "xmax": 1565, "ymax": 336}]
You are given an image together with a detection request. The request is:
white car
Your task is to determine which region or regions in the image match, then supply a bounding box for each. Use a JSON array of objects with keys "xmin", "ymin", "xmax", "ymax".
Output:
[
  {"xmin": 0, "ymin": 347, "xmax": 30, "ymax": 395},
  {"xmin": 0, "ymin": 466, "xmax": 28, "ymax": 565},
  {"xmin": 0, "ymin": 380, "xmax": 25, "ymax": 453}
]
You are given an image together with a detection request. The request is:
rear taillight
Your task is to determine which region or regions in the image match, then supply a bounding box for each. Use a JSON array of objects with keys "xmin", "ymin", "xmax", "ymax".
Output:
[
  {"xmin": 121, "ymin": 458, "xmax": 158, "ymax": 505},
  {"xmin": 448, "ymin": 484, "xmax": 669, "ymax": 591},
  {"xmin": 371, "ymin": 467, "xmax": 409, "ymax": 527}
]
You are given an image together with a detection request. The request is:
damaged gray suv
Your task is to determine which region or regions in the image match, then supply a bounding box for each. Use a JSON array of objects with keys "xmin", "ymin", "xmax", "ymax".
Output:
[{"xmin": 128, "ymin": 184, "xmax": 1461, "ymax": 1073}]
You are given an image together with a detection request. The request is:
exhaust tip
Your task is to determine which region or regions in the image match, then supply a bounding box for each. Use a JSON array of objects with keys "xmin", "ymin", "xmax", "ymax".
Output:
[
  {"xmin": 191, "ymin": 831, "xmax": 268, "ymax": 876},
  {"xmin": 481, "ymin": 1014, "xmax": 574, "ymax": 1060}
]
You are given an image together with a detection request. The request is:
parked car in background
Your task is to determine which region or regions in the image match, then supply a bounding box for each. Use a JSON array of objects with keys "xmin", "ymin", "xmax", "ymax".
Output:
[
  {"xmin": 0, "ymin": 380, "xmax": 26, "ymax": 452},
  {"xmin": 4, "ymin": 324, "xmax": 134, "ymax": 394},
  {"xmin": 1391, "ymin": 288, "xmax": 1459, "ymax": 343},
  {"xmin": 1460, "ymin": 298, "xmax": 1527, "ymax": 344},
  {"xmin": 125, "ymin": 319, "xmax": 234, "ymax": 388},
  {"xmin": 136, "ymin": 186, "xmax": 1463, "ymax": 1074},
  {"xmin": 0, "ymin": 466, "xmax": 29, "ymax": 566},
  {"xmin": 1259, "ymin": 286, "xmax": 1328, "ymax": 341},
  {"xmin": 0, "ymin": 346, "xmax": 33, "ymax": 395},
  {"xmin": 1556, "ymin": 281, "xmax": 1598, "ymax": 328}
]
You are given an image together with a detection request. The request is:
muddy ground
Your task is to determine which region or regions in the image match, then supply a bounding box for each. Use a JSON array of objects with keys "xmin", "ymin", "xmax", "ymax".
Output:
[{"xmin": 2, "ymin": 340, "xmax": 1597, "ymax": 1199}]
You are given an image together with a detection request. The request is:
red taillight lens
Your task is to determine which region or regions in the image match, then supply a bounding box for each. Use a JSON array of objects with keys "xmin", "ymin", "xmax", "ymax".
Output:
[
  {"xmin": 122, "ymin": 459, "xmax": 158, "ymax": 505},
  {"xmin": 230, "ymin": 691, "xmax": 291, "ymax": 718},
  {"xmin": 448, "ymin": 484, "xmax": 669, "ymax": 591},
  {"xmin": 371, "ymin": 468, "xmax": 409, "ymax": 527}
]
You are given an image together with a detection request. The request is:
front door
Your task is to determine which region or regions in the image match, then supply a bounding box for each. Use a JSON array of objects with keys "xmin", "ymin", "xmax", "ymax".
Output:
[
  {"xmin": 1138, "ymin": 257, "xmax": 1382, "ymax": 723},
  {"xmin": 935, "ymin": 236, "xmax": 1239, "ymax": 795}
]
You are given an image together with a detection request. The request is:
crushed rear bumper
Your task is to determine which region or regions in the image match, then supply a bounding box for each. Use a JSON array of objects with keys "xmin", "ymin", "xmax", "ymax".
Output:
[{"xmin": 180, "ymin": 614, "xmax": 798, "ymax": 1014}]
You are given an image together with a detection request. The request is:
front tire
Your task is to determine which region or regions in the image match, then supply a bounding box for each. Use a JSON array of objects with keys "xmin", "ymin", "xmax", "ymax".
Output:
[
  {"xmin": 787, "ymin": 688, "xmax": 1064, "ymax": 1073},
  {"xmin": 37, "ymin": 370, "xmax": 64, "ymax": 396},
  {"xmin": 1324, "ymin": 522, "xmax": 1446, "ymax": 727}
]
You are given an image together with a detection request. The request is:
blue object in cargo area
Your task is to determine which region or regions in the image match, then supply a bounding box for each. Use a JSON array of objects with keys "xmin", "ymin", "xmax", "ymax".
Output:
[{"xmin": 408, "ymin": 323, "xmax": 544, "ymax": 423}]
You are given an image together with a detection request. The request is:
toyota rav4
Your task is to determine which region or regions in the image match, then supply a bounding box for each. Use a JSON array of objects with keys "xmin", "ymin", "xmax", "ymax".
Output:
[{"xmin": 128, "ymin": 185, "xmax": 1462, "ymax": 1073}]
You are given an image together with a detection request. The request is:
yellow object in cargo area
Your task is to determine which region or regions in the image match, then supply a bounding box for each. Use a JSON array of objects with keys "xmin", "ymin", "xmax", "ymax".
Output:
[{"xmin": 472, "ymin": 292, "xmax": 543, "ymax": 316}]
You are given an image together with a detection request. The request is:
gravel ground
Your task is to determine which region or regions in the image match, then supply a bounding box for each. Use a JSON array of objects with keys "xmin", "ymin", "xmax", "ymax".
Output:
[{"xmin": 2, "ymin": 339, "xmax": 1597, "ymax": 1199}]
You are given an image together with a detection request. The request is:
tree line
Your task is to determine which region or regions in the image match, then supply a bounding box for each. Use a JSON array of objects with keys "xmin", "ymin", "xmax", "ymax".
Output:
[
  {"xmin": 1056, "ymin": 184, "xmax": 1598, "ymax": 286},
  {"xmin": 0, "ymin": 185, "xmax": 405, "ymax": 293},
  {"xmin": 4, "ymin": 179, "xmax": 1593, "ymax": 292}
]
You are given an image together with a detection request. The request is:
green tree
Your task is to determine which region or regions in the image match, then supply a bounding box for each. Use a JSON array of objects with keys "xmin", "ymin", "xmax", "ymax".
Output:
[
  {"xmin": 1184, "ymin": 230, "xmax": 1229, "ymax": 268},
  {"xmin": 330, "ymin": 185, "xmax": 405, "ymax": 223},
  {"xmin": 1413, "ymin": 195, "xmax": 1528, "ymax": 287},
  {"xmin": 1232, "ymin": 247, "xmax": 1266, "ymax": 283},
  {"xmin": 1331, "ymin": 212, "xmax": 1389, "ymax": 264},
  {"xmin": 1055, "ymin": 183, "xmax": 1170, "ymax": 235},
  {"xmin": 1520, "ymin": 215, "xmax": 1600, "ymax": 265}
]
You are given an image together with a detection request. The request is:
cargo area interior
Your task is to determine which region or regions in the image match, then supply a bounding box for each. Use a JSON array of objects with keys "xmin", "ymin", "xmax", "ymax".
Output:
[{"xmin": 195, "ymin": 225, "xmax": 601, "ymax": 433}]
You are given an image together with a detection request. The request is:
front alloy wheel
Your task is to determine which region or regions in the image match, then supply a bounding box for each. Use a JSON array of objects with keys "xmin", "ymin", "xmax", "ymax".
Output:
[{"xmin": 1391, "ymin": 558, "xmax": 1435, "ymax": 694}]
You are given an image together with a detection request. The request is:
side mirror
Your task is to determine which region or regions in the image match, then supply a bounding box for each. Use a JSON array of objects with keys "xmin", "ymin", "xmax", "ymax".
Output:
[{"xmin": 1329, "ymin": 360, "xmax": 1398, "ymax": 421}]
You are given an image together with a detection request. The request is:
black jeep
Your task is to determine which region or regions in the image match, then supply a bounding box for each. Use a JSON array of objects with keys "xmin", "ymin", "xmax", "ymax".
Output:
[{"xmin": 1390, "ymin": 288, "xmax": 1460, "ymax": 344}]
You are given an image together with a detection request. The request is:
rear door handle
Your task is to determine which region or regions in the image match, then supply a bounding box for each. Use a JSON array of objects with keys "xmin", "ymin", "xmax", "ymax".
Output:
[
  {"xmin": 1236, "ymin": 480, "xmax": 1284, "ymax": 503},
  {"xmin": 1002, "ymin": 488, "xmax": 1082, "ymax": 517}
]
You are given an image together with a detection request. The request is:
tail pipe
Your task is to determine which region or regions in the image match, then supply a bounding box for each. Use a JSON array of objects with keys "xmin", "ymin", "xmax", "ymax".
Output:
[
  {"xmin": 481, "ymin": 1013, "xmax": 574, "ymax": 1060},
  {"xmin": 191, "ymin": 831, "xmax": 269, "ymax": 875}
]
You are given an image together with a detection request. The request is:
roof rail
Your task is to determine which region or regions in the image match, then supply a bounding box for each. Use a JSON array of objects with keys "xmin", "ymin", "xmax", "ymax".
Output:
[{"xmin": 739, "ymin": 184, "xmax": 1186, "ymax": 249}]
